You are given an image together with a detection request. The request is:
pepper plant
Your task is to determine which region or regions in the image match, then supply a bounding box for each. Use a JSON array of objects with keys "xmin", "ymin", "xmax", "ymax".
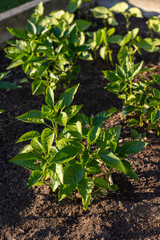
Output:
[
  {"xmin": 109, "ymin": 2, "xmax": 143, "ymax": 32},
  {"xmin": 9, "ymin": 84, "xmax": 146, "ymax": 210},
  {"xmin": 88, "ymin": 27, "xmax": 123, "ymax": 65},
  {"xmin": 5, "ymin": 3, "xmax": 92, "ymax": 95},
  {"xmin": 104, "ymin": 59, "xmax": 160, "ymax": 133},
  {"xmin": 91, "ymin": 6, "xmax": 118, "ymax": 27},
  {"xmin": 147, "ymin": 16, "xmax": 160, "ymax": 39}
]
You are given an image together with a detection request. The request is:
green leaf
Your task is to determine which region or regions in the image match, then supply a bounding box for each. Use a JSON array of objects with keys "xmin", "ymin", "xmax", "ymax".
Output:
[
  {"xmin": 118, "ymin": 141, "xmax": 146, "ymax": 154},
  {"xmin": 108, "ymin": 34, "xmax": 123, "ymax": 44},
  {"xmin": 17, "ymin": 110, "xmax": 44, "ymax": 124},
  {"xmin": 28, "ymin": 170, "xmax": 43, "ymax": 188},
  {"xmin": 9, "ymin": 153, "xmax": 41, "ymax": 170},
  {"xmin": 34, "ymin": 2, "xmax": 44, "ymax": 15},
  {"xmin": 74, "ymin": 19, "xmax": 91, "ymax": 31},
  {"xmin": 56, "ymin": 138, "xmax": 83, "ymax": 151},
  {"xmin": 87, "ymin": 124, "xmax": 101, "ymax": 145},
  {"xmin": 118, "ymin": 45, "xmax": 129, "ymax": 64},
  {"xmin": 7, "ymin": 28, "xmax": 28, "ymax": 39},
  {"xmin": 52, "ymin": 26, "xmax": 62, "ymax": 38},
  {"xmin": 35, "ymin": 62, "xmax": 49, "ymax": 77},
  {"xmin": 127, "ymin": 118, "xmax": 138, "ymax": 127},
  {"xmin": 100, "ymin": 46, "xmax": 106, "ymax": 60},
  {"xmin": 121, "ymin": 105, "xmax": 135, "ymax": 116},
  {"xmin": 55, "ymin": 112, "xmax": 68, "ymax": 126},
  {"xmin": 45, "ymin": 87, "xmax": 54, "ymax": 109},
  {"xmin": 7, "ymin": 59, "xmax": 24, "ymax": 69},
  {"xmin": 153, "ymin": 89, "xmax": 160, "ymax": 99},
  {"xmin": 109, "ymin": 184, "xmax": 118, "ymax": 191},
  {"xmin": 57, "ymin": 84, "xmax": 79, "ymax": 110},
  {"xmin": 41, "ymin": 128, "xmax": 54, "ymax": 155},
  {"xmin": 91, "ymin": 6, "xmax": 110, "ymax": 19},
  {"xmin": 78, "ymin": 177, "xmax": 93, "ymax": 211},
  {"xmin": 0, "ymin": 71, "xmax": 10, "ymax": 80},
  {"xmin": 19, "ymin": 144, "xmax": 34, "ymax": 153},
  {"xmin": 16, "ymin": 131, "xmax": 40, "ymax": 143},
  {"xmin": 80, "ymin": 149, "xmax": 90, "ymax": 167},
  {"xmin": 130, "ymin": 61, "xmax": 143, "ymax": 78},
  {"xmin": 148, "ymin": 17, "xmax": 160, "ymax": 33},
  {"xmin": 128, "ymin": 7, "xmax": 143, "ymax": 18},
  {"xmin": 31, "ymin": 137, "xmax": 43, "ymax": 152},
  {"xmin": 0, "ymin": 81, "xmax": 20, "ymax": 89},
  {"xmin": 122, "ymin": 160, "xmax": 139, "ymax": 182},
  {"xmin": 52, "ymin": 146, "xmax": 81, "ymax": 164},
  {"xmin": 136, "ymin": 37, "xmax": 160, "ymax": 52},
  {"xmin": 55, "ymin": 105, "xmax": 82, "ymax": 126},
  {"xmin": 94, "ymin": 177, "xmax": 109, "ymax": 189},
  {"xmin": 79, "ymin": 51, "xmax": 93, "ymax": 61},
  {"xmin": 99, "ymin": 151, "xmax": 126, "ymax": 173},
  {"xmin": 27, "ymin": 20, "xmax": 37, "ymax": 35},
  {"xmin": 151, "ymin": 109, "xmax": 160, "ymax": 123},
  {"xmin": 96, "ymin": 126, "xmax": 122, "ymax": 150},
  {"xmin": 49, "ymin": 163, "xmax": 64, "ymax": 183},
  {"xmin": 58, "ymin": 183, "xmax": 75, "ymax": 201},
  {"xmin": 31, "ymin": 80, "xmax": 44, "ymax": 95},
  {"xmin": 93, "ymin": 108, "xmax": 117, "ymax": 125},
  {"xmin": 86, "ymin": 159, "xmax": 101, "ymax": 174},
  {"xmin": 64, "ymin": 162, "xmax": 85, "ymax": 185},
  {"xmin": 67, "ymin": 0, "xmax": 82, "ymax": 13},
  {"xmin": 116, "ymin": 64, "xmax": 126, "ymax": 79},
  {"xmin": 49, "ymin": 163, "xmax": 64, "ymax": 191},
  {"xmin": 109, "ymin": 2, "xmax": 128, "ymax": 13},
  {"xmin": 65, "ymin": 104, "xmax": 83, "ymax": 121},
  {"xmin": 152, "ymin": 75, "xmax": 160, "ymax": 85},
  {"xmin": 0, "ymin": 109, "xmax": 5, "ymax": 114},
  {"xmin": 50, "ymin": 173, "xmax": 61, "ymax": 192}
]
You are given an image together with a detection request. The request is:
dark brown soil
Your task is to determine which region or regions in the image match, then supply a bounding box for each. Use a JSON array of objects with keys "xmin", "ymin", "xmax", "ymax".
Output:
[{"xmin": 0, "ymin": 13, "xmax": 160, "ymax": 240}]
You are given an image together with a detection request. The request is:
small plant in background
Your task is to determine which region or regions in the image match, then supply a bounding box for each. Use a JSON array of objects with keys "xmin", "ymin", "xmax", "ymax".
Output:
[
  {"xmin": 147, "ymin": 16, "xmax": 160, "ymax": 39},
  {"xmin": 90, "ymin": 6, "xmax": 118, "ymax": 27},
  {"xmin": 104, "ymin": 59, "xmax": 160, "ymax": 134},
  {"xmin": 88, "ymin": 27, "xmax": 120, "ymax": 65},
  {"xmin": 109, "ymin": 2, "xmax": 143, "ymax": 32},
  {"xmin": 9, "ymin": 84, "xmax": 146, "ymax": 210}
]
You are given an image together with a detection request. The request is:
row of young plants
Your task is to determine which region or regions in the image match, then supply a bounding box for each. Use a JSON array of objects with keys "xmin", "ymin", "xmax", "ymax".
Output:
[
  {"xmin": 4, "ymin": 2, "xmax": 160, "ymax": 94},
  {"xmin": 1, "ymin": 2, "xmax": 160, "ymax": 210}
]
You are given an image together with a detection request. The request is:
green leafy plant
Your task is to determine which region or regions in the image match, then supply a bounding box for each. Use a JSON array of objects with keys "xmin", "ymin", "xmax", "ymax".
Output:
[
  {"xmin": 109, "ymin": 3, "xmax": 160, "ymax": 64},
  {"xmin": 116, "ymin": 28, "xmax": 160, "ymax": 65},
  {"xmin": 109, "ymin": 2, "xmax": 143, "ymax": 32},
  {"xmin": 104, "ymin": 59, "xmax": 160, "ymax": 134},
  {"xmin": 5, "ymin": 3, "xmax": 92, "ymax": 95},
  {"xmin": 147, "ymin": 16, "xmax": 160, "ymax": 38},
  {"xmin": 89, "ymin": 27, "xmax": 123, "ymax": 65},
  {"xmin": 91, "ymin": 6, "xmax": 118, "ymax": 27},
  {"xmin": 9, "ymin": 84, "xmax": 146, "ymax": 210}
]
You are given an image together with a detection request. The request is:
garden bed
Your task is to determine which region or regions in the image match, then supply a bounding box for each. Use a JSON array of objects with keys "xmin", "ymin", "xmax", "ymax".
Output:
[{"xmin": 0, "ymin": 9, "xmax": 160, "ymax": 240}]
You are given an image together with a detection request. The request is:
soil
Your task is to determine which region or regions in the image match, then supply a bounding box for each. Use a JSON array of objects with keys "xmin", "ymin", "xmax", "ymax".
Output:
[{"xmin": 0, "ymin": 12, "xmax": 160, "ymax": 240}]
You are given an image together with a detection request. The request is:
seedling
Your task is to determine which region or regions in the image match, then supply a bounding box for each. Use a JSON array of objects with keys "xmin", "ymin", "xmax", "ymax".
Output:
[
  {"xmin": 89, "ymin": 27, "xmax": 121, "ymax": 64},
  {"xmin": 91, "ymin": 6, "xmax": 118, "ymax": 27},
  {"xmin": 109, "ymin": 2, "xmax": 143, "ymax": 32},
  {"xmin": 147, "ymin": 16, "xmax": 160, "ymax": 38}
]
